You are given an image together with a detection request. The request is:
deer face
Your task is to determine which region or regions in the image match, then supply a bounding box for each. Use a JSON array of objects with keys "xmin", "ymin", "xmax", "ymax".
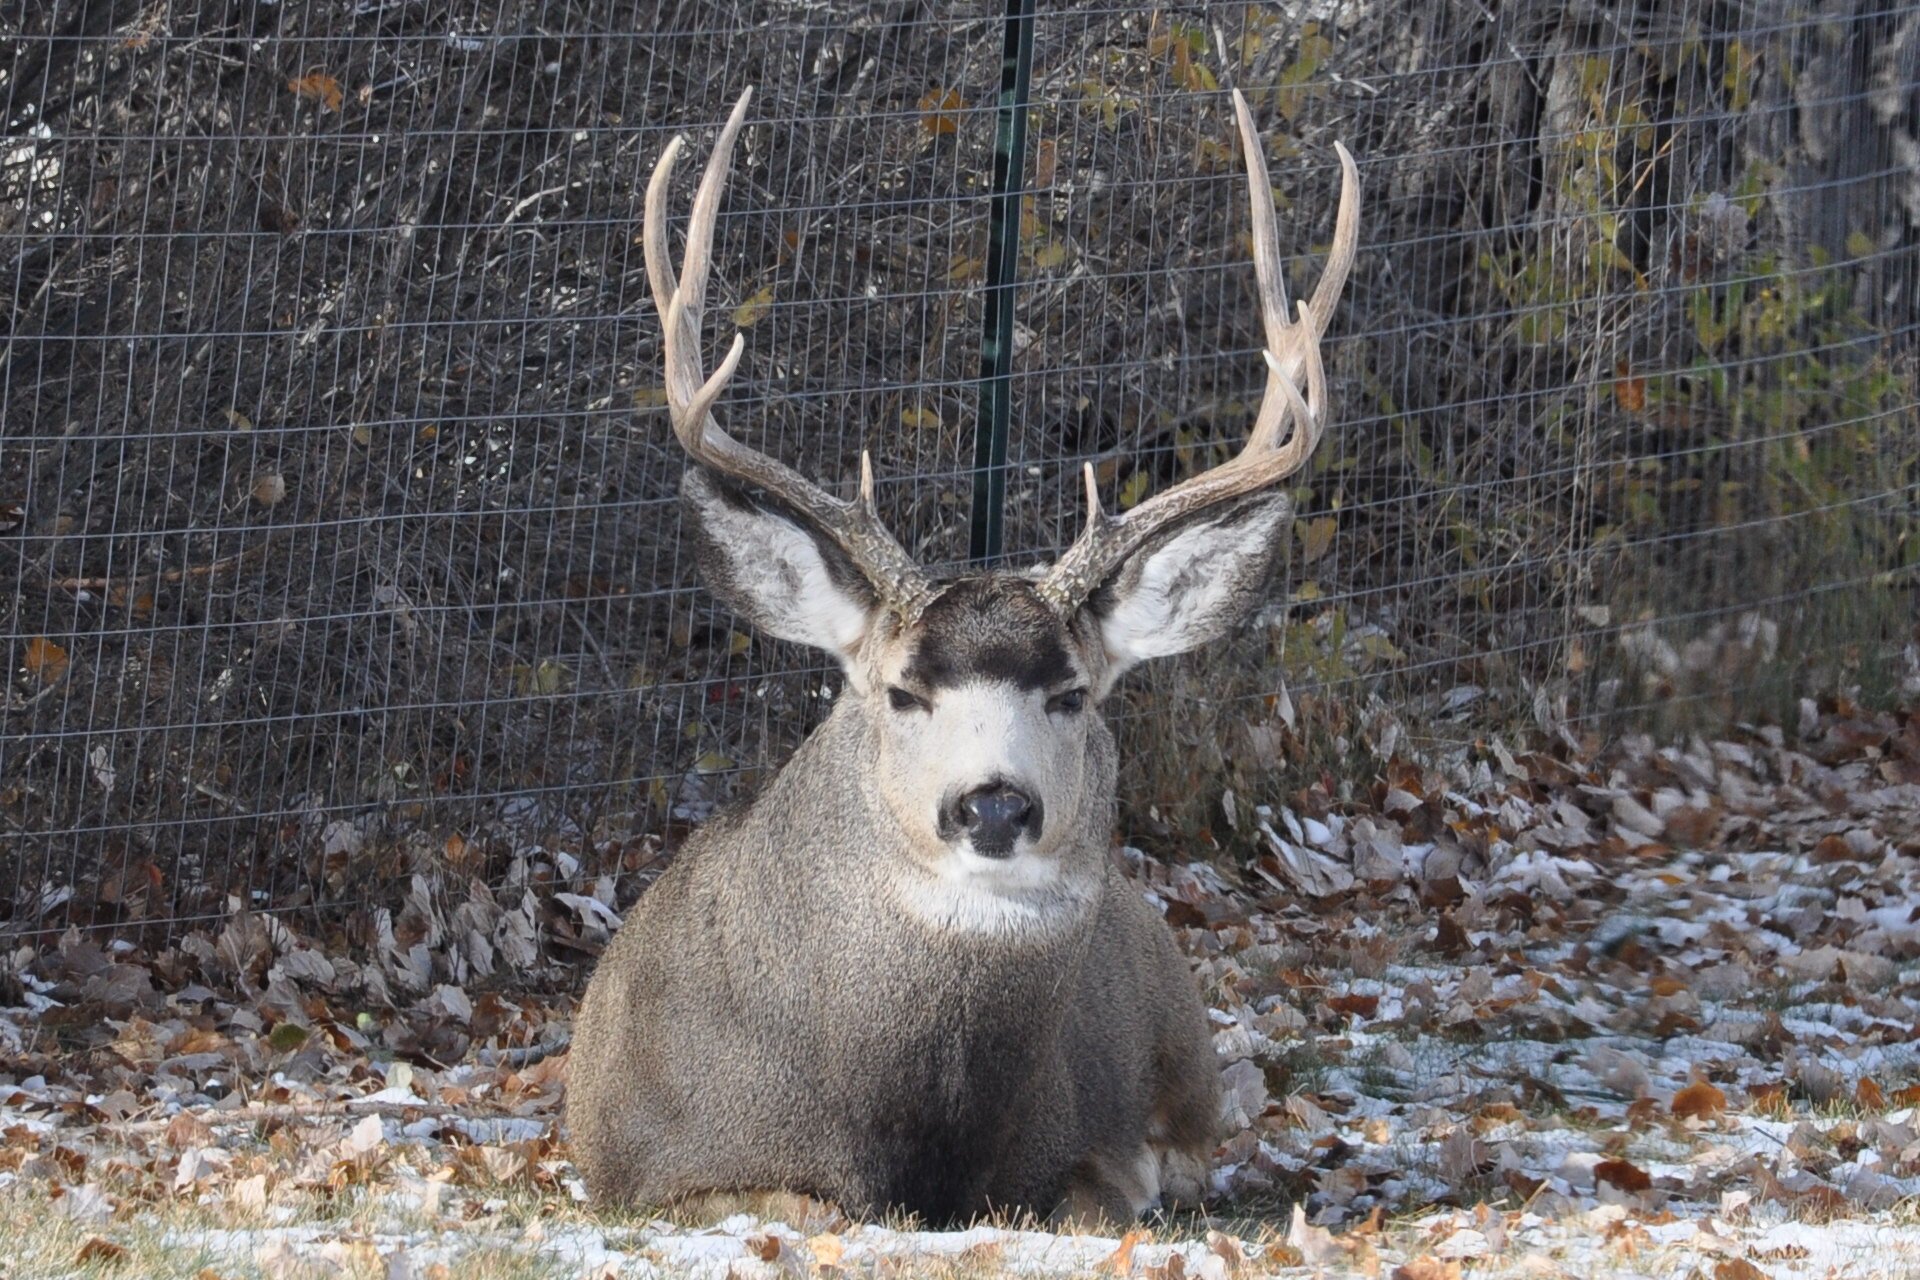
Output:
[
  {"xmin": 867, "ymin": 579, "xmax": 1094, "ymax": 866},
  {"xmin": 683, "ymin": 471, "xmax": 1299, "ymax": 887}
]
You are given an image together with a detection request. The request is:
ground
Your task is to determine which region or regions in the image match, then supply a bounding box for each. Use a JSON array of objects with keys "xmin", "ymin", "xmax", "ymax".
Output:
[{"xmin": 4, "ymin": 699, "xmax": 1920, "ymax": 1278}]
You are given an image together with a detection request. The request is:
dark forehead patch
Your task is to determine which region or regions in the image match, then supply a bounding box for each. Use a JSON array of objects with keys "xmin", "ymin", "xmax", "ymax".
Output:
[{"xmin": 901, "ymin": 577, "xmax": 1077, "ymax": 692}]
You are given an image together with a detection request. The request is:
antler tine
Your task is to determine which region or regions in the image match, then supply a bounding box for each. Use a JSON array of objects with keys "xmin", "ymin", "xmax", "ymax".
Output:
[
  {"xmin": 643, "ymin": 134, "xmax": 685, "ymax": 323},
  {"xmin": 1310, "ymin": 141, "xmax": 1361, "ymax": 341},
  {"xmin": 642, "ymin": 88, "xmax": 932, "ymax": 620},
  {"xmin": 1233, "ymin": 87, "xmax": 1291, "ymax": 387},
  {"xmin": 1035, "ymin": 88, "xmax": 1359, "ymax": 616}
]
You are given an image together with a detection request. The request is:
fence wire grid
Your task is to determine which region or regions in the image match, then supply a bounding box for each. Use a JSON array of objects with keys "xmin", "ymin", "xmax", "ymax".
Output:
[{"xmin": 3, "ymin": 0, "xmax": 1917, "ymax": 966}]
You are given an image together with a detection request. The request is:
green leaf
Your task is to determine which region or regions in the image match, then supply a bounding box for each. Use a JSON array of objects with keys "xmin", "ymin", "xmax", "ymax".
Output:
[
  {"xmin": 1297, "ymin": 516, "xmax": 1337, "ymax": 563},
  {"xmin": 267, "ymin": 1022, "xmax": 310, "ymax": 1052},
  {"xmin": 732, "ymin": 285, "xmax": 775, "ymax": 329},
  {"xmin": 1030, "ymin": 240, "xmax": 1071, "ymax": 270},
  {"xmin": 1355, "ymin": 633, "xmax": 1404, "ymax": 663}
]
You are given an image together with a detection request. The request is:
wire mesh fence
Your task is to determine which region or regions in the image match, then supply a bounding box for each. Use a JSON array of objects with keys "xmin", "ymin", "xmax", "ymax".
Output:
[{"xmin": 3, "ymin": 0, "xmax": 1917, "ymax": 965}]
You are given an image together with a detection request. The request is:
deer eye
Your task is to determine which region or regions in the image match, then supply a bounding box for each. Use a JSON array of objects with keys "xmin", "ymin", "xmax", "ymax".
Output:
[
  {"xmin": 1047, "ymin": 688, "xmax": 1088, "ymax": 715},
  {"xmin": 887, "ymin": 686, "xmax": 929, "ymax": 713}
]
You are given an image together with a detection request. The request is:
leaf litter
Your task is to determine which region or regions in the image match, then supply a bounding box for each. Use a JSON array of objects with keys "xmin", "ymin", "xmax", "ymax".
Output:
[{"xmin": 6, "ymin": 698, "xmax": 1920, "ymax": 1276}]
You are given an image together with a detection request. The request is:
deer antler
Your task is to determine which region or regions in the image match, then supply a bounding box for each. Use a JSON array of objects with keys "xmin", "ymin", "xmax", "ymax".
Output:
[
  {"xmin": 645, "ymin": 87, "xmax": 932, "ymax": 620},
  {"xmin": 1036, "ymin": 88, "xmax": 1359, "ymax": 616}
]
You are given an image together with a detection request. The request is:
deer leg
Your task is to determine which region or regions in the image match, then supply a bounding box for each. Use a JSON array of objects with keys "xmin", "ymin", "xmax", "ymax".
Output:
[
  {"xmin": 664, "ymin": 1188, "xmax": 848, "ymax": 1231},
  {"xmin": 1049, "ymin": 1145, "xmax": 1161, "ymax": 1230}
]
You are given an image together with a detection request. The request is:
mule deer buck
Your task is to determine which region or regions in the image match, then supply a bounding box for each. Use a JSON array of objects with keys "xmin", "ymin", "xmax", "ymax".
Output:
[{"xmin": 568, "ymin": 86, "xmax": 1358, "ymax": 1225}]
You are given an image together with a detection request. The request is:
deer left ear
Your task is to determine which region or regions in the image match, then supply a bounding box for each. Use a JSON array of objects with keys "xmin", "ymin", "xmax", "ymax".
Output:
[{"xmin": 1086, "ymin": 493, "xmax": 1292, "ymax": 689}]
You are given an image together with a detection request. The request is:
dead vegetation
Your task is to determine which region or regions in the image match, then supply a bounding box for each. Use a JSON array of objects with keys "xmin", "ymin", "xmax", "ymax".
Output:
[{"xmin": 2, "ymin": 1, "xmax": 1917, "ymax": 940}]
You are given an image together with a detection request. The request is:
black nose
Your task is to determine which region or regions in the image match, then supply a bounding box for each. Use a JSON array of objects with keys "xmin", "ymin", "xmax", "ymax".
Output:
[{"xmin": 945, "ymin": 783, "xmax": 1039, "ymax": 857}]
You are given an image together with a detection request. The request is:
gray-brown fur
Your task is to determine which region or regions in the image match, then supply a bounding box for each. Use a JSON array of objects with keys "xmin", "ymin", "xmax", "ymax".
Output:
[
  {"xmin": 902, "ymin": 580, "xmax": 1077, "ymax": 693},
  {"xmin": 567, "ymin": 678, "xmax": 1218, "ymax": 1223}
]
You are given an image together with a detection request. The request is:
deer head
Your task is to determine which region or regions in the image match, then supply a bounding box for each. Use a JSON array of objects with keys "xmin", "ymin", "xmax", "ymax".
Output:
[{"xmin": 645, "ymin": 86, "xmax": 1358, "ymax": 891}]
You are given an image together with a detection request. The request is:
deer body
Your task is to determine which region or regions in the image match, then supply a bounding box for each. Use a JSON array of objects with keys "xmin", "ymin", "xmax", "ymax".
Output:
[
  {"xmin": 569, "ymin": 687, "xmax": 1217, "ymax": 1220},
  {"xmin": 567, "ymin": 86, "xmax": 1359, "ymax": 1224}
]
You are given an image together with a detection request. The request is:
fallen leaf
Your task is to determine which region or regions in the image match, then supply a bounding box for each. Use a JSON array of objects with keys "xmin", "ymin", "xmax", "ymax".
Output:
[
  {"xmin": 1286, "ymin": 1205, "xmax": 1344, "ymax": 1266},
  {"xmin": 266, "ymin": 1022, "xmax": 310, "ymax": 1051},
  {"xmin": 1204, "ymin": 1231, "xmax": 1245, "ymax": 1272},
  {"xmin": 1325, "ymin": 993, "xmax": 1379, "ymax": 1019},
  {"xmin": 231, "ymin": 1173, "xmax": 269, "ymax": 1212},
  {"xmin": 1813, "ymin": 833, "xmax": 1856, "ymax": 862},
  {"xmin": 256, "ymin": 1239, "xmax": 303, "ymax": 1280},
  {"xmin": 1671, "ymin": 1079, "xmax": 1728, "ymax": 1120},
  {"xmin": 1439, "ymin": 1126, "xmax": 1490, "ymax": 1182},
  {"xmin": 1034, "ymin": 137, "xmax": 1058, "ymax": 186},
  {"xmin": 1435, "ymin": 1227, "xmax": 1491, "ymax": 1259},
  {"xmin": 287, "ymin": 73, "xmax": 344, "ymax": 112},
  {"xmin": 1297, "ymin": 516, "xmax": 1338, "ymax": 563},
  {"xmin": 732, "ymin": 285, "xmax": 775, "ymax": 329},
  {"xmin": 1031, "ymin": 239, "xmax": 1072, "ymax": 269},
  {"xmin": 164, "ymin": 1112, "xmax": 215, "ymax": 1150},
  {"xmin": 918, "ymin": 86, "xmax": 965, "ymax": 136},
  {"xmin": 173, "ymin": 1146, "xmax": 231, "ymax": 1192},
  {"xmin": 477, "ymin": 1145, "xmax": 527, "ymax": 1183},
  {"xmin": 1715, "ymin": 1260, "xmax": 1772, "ymax": 1280},
  {"xmin": 76, "ymin": 1237, "xmax": 128, "ymax": 1265},
  {"xmin": 1098, "ymin": 1228, "xmax": 1151, "ymax": 1274},
  {"xmin": 1393, "ymin": 1258, "xmax": 1464, "ymax": 1280},
  {"xmin": 90, "ymin": 745, "xmax": 117, "ymax": 792},
  {"xmin": 1791, "ymin": 1184, "xmax": 1850, "ymax": 1223},
  {"xmin": 1855, "ymin": 1077, "xmax": 1886, "ymax": 1111},
  {"xmin": 53, "ymin": 1183, "xmax": 113, "ymax": 1224},
  {"xmin": 808, "ymin": 1233, "xmax": 845, "ymax": 1267},
  {"xmin": 1613, "ymin": 361, "xmax": 1647, "ymax": 412},
  {"xmin": 341, "ymin": 1114, "xmax": 385, "ymax": 1158},
  {"xmin": 1142, "ymin": 1255, "xmax": 1185, "ymax": 1280},
  {"xmin": 1595, "ymin": 1158, "xmax": 1652, "ymax": 1193},
  {"xmin": 23, "ymin": 636, "xmax": 68, "ymax": 685}
]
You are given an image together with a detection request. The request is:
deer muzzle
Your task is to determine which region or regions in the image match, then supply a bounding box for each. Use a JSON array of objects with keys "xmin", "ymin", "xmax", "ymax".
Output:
[{"xmin": 941, "ymin": 781, "xmax": 1043, "ymax": 858}]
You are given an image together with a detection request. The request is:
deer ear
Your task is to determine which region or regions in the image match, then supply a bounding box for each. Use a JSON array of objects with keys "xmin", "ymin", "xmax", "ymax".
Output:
[
  {"xmin": 682, "ymin": 468, "xmax": 876, "ymax": 663},
  {"xmin": 1087, "ymin": 493, "xmax": 1292, "ymax": 688}
]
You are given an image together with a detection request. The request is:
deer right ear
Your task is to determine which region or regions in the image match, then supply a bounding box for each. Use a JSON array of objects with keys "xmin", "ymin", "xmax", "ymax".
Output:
[
  {"xmin": 1086, "ymin": 493, "xmax": 1292, "ymax": 692},
  {"xmin": 681, "ymin": 468, "xmax": 877, "ymax": 663}
]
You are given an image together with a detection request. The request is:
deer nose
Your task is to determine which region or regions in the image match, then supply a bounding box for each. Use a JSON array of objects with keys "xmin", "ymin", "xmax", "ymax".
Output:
[{"xmin": 951, "ymin": 782, "xmax": 1037, "ymax": 857}]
